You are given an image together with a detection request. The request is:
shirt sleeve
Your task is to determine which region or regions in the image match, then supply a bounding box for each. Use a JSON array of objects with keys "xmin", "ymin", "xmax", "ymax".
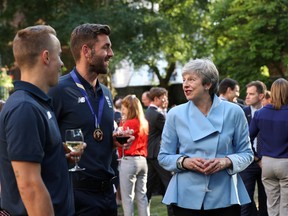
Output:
[
  {"xmin": 5, "ymin": 102, "xmax": 45, "ymax": 162},
  {"xmin": 226, "ymin": 107, "xmax": 254, "ymax": 174},
  {"xmin": 249, "ymin": 111, "xmax": 260, "ymax": 158}
]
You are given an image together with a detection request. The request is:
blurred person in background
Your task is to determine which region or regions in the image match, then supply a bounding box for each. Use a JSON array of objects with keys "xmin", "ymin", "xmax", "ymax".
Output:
[
  {"xmin": 113, "ymin": 96, "xmax": 122, "ymax": 126},
  {"xmin": 145, "ymin": 87, "xmax": 174, "ymax": 216},
  {"xmin": 249, "ymin": 78, "xmax": 288, "ymax": 216},
  {"xmin": 158, "ymin": 58, "xmax": 253, "ymax": 216},
  {"xmin": 112, "ymin": 95, "xmax": 123, "ymax": 206},
  {"xmin": 142, "ymin": 91, "xmax": 152, "ymax": 108},
  {"xmin": 240, "ymin": 80, "xmax": 268, "ymax": 216},
  {"xmin": 218, "ymin": 78, "xmax": 240, "ymax": 102},
  {"xmin": 218, "ymin": 77, "xmax": 245, "ymax": 108},
  {"xmin": 118, "ymin": 94, "xmax": 150, "ymax": 216},
  {"xmin": 261, "ymin": 90, "xmax": 271, "ymax": 106},
  {"xmin": 158, "ymin": 94, "xmax": 169, "ymax": 117}
]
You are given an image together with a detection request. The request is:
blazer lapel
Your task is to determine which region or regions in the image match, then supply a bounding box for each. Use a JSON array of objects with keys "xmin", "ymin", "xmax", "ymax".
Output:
[{"xmin": 187, "ymin": 95, "xmax": 224, "ymax": 142}]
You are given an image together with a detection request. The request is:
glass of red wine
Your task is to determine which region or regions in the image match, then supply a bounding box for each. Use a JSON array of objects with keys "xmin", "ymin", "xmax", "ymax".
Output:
[{"xmin": 115, "ymin": 126, "xmax": 131, "ymax": 160}]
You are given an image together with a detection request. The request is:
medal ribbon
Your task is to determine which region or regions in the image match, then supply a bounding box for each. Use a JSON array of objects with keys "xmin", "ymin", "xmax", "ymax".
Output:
[{"xmin": 70, "ymin": 70, "xmax": 104, "ymax": 129}]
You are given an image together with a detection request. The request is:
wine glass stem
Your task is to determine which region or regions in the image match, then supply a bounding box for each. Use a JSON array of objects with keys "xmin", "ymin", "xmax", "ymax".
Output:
[{"xmin": 74, "ymin": 156, "xmax": 80, "ymax": 168}]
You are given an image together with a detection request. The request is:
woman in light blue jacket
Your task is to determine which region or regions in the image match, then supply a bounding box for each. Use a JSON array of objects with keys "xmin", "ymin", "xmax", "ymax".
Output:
[{"xmin": 158, "ymin": 58, "xmax": 253, "ymax": 216}]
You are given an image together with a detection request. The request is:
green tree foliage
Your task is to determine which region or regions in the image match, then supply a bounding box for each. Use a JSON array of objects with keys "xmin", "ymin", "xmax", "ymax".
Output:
[
  {"xmin": 129, "ymin": 0, "xmax": 210, "ymax": 88},
  {"xmin": 0, "ymin": 0, "xmax": 116, "ymax": 69},
  {"xmin": 0, "ymin": 66, "xmax": 13, "ymax": 100},
  {"xmin": 0, "ymin": 0, "xmax": 287, "ymax": 91},
  {"xmin": 0, "ymin": 0, "xmax": 209, "ymax": 89},
  {"xmin": 208, "ymin": 0, "xmax": 288, "ymax": 90}
]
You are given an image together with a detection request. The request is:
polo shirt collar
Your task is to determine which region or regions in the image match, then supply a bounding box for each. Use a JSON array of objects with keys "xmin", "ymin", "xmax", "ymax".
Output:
[
  {"xmin": 73, "ymin": 68, "xmax": 101, "ymax": 94},
  {"xmin": 13, "ymin": 80, "xmax": 51, "ymax": 104}
]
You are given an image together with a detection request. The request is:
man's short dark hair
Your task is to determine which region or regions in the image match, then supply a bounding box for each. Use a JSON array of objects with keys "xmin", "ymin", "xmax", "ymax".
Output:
[
  {"xmin": 70, "ymin": 23, "xmax": 111, "ymax": 62},
  {"xmin": 246, "ymin": 80, "xmax": 267, "ymax": 94},
  {"xmin": 218, "ymin": 78, "xmax": 238, "ymax": 95},
  {"xmin": 149, "ymin": 87, "xmax": 167, "ymax": 101}
]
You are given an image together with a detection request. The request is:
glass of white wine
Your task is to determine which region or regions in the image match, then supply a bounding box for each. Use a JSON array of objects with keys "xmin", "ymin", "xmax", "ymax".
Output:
[{"xmin": 65, "ymin": 128, "xmax": 85, "ymax": 172}]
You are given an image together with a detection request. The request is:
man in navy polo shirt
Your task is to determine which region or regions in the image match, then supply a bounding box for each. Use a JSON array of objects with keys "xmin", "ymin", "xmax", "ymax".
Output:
[
  {"xmin": 0, "ymin": 25, "xmax": 75, "ymax": 215},
  {"xmin": 49, "ymin": 23, "xmax": 133, "ymax": 216}
]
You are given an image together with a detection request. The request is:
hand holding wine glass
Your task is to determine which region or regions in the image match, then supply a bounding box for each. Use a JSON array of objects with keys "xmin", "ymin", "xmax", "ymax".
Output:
[
  {"xmin": 114, "ymin": 126, "xmax": 134, "ymax": 160},
  {"xmin": 65, "ymin": 128, "xmax": 85, "ymax": 172}
]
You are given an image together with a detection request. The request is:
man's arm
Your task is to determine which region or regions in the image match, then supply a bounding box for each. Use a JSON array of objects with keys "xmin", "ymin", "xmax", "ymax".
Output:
[{"xmin": 11, "ymin": 161, "xmax": 54, "ymax": 216}]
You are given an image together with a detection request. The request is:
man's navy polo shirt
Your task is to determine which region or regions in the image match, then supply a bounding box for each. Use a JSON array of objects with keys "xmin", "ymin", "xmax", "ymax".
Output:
[
  {"xmin": 48, "ymin": 69, "xmax": 115, "ymax": 181},
  {"xmin": 0, "ymin": 81, "xmax": 74, "ymax": 215}
]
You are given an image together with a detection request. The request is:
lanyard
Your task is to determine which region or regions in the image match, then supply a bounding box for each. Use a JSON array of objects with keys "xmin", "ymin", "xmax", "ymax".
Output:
[{"xmin": 70, "ymin": 70, "xmax": 104, "ymax": 129}]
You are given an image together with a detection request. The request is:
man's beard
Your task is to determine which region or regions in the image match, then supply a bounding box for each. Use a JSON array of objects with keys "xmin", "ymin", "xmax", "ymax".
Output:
[
  {"xmin": 89, "ymin": 61, "xmax": 108, "ymax": 74},
  {"xmin": 89, "ymin": 49, "xmax": 109, "ymax": 74}
]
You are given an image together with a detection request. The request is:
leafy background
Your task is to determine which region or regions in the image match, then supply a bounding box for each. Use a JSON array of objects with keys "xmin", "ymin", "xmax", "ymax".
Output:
[{"xmin": 0, "ymin": 0, "xmax": 287, "ymax": 98}]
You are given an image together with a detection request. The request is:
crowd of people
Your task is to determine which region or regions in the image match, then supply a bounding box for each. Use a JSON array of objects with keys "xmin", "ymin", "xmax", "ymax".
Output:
[{"xmin": 0, "ymin": 23, "xmax": 287, "ymax": 216}]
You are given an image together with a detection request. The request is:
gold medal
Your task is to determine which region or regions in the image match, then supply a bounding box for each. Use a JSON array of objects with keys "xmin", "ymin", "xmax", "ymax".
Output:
[{"xmin": 93, "ymin": 128, "xmax": 103, "ymax": 142}]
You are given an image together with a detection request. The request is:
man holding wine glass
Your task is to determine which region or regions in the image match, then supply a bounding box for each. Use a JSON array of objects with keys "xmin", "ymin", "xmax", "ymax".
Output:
[
  {"xmin": 0, "ymin": 25, "xmax": 77, "ymax": 215},
  {"xmin": 49, "ymin": 23, "xmax": 134, "ymax": 216},
  {"xmin": 65, "ymin": 128, "xmax": 86, "ymax": 172}
]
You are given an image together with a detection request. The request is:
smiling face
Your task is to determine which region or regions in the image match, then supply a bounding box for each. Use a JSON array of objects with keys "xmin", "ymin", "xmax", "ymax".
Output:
[
  {"xmin": 88, "ymin": 34, "xmax": 114, "ymax": 74},
  {"xmin": 182, "ymin": 72, "xmax": 210, "ymax": 102},
  {"xmin": 227, "ymin": 84, "xmax": 240, "ymax": 102}
]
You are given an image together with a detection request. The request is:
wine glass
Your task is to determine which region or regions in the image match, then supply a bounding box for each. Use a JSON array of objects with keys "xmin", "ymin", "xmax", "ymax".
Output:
[
  {"xmin": 115, "ymin": 126, "xmax": 131, "ymax": 160},
  {"xmin": 200, "ymin": 150, "xmax": 212, "ymax": 192},
  {"xmin": 65, "ymin": 128, "xmax": 85, "ymax": 172}
]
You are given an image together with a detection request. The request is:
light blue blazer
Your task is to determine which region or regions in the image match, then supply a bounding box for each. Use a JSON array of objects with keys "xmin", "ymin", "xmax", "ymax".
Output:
[{"xmin": 158, "ymin": 95, "xmax": 253, "ymax": 210}]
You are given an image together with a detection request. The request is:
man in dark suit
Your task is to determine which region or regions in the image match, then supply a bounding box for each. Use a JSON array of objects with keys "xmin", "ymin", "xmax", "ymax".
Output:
[
  {"xmin": 240, "ymin": 81, "xmax": 268, "ymax": 216},
  {"xmin": 145, "ymin": 87, "xmax": 174, "ymax": 216}
]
